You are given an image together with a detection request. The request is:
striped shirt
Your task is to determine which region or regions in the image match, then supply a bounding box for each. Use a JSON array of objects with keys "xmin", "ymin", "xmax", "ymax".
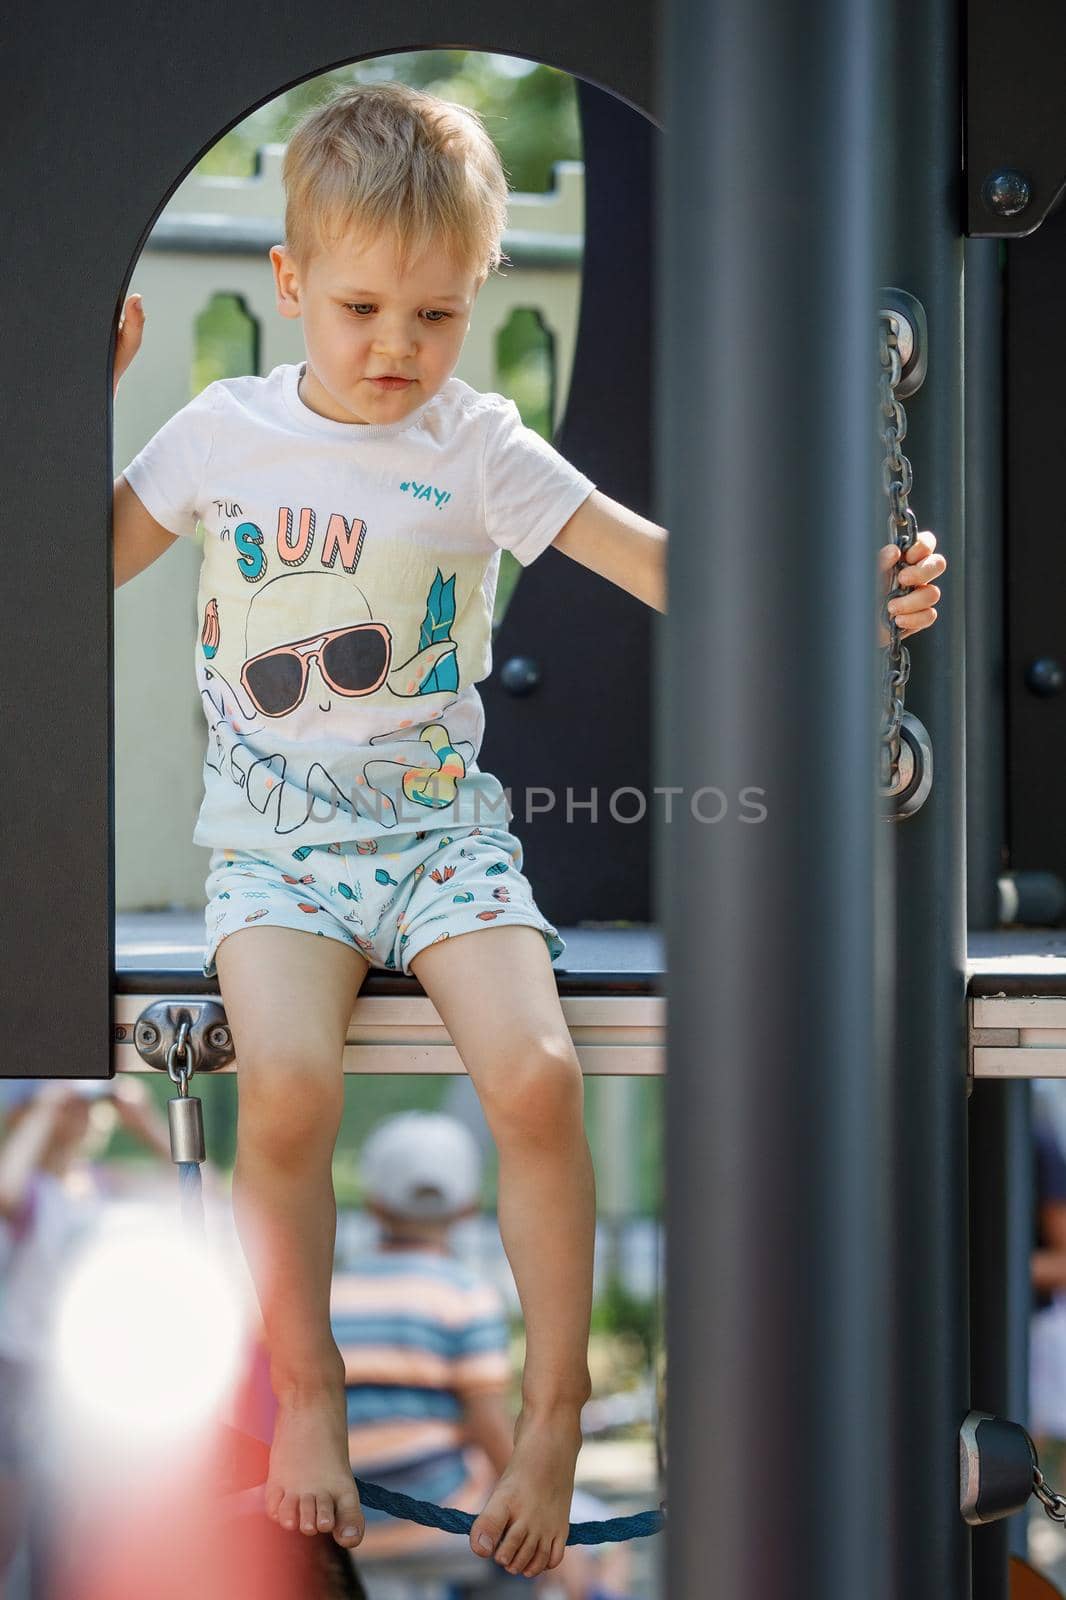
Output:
[{"xmin": 330, "ymin": 1248, "xmax": 510, "ymax": 1557}]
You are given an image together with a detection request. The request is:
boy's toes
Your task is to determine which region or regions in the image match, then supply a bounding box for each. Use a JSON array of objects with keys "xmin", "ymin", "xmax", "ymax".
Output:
[
  {"xmin": 265, "ymin": 1484, "xmax": 284, "ymax": 1521},
  {"xmin": 521, "ymin": 1540, "xmax": 552, "ymax": 1579},
  {"xmin": 494, "ymin": 1521, "xmax": 528, "ymax": 1569},
  {"xmin": 299, "ymin": 1494, "xmax": 318, "ymax": 1535},
  {"xmin": 547, "ymin": 1535, "xmax": 566, "ymax": 1571},
  {"xmin": 470, "ymin": 1510, "xmax": 507, "ymax": 1559},
  {"xmin": 277, "ymin": 1493, "xmax": 299, "ymax": 1532},
  {"xmin": 506, "ymin": 1533, "xmax": 539, "ymax": 1575},
  {"xmin": 332, "ymin": 1493, "xmax": 364, "ymax": 1549},
  {"xmin": 316, "ymin": 1495, "xmax": 335, "ymax": 1532}
]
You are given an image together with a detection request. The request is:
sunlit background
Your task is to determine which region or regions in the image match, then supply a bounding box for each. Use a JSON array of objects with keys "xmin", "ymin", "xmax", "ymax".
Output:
[{"xmin": 49, "ymin": 1204, "xmax": 248, "ymax": 1453}]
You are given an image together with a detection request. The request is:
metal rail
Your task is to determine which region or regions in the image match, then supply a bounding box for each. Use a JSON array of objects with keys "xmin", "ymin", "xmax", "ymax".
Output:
[{"xmin": 114, "ymin": 991, "xmax": 665, "ymax": 1077}]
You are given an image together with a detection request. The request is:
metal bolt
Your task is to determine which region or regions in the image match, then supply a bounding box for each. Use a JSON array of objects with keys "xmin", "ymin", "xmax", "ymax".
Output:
[
  {"xmin": 208, "ymin": 1026, "xmax": 230, "ymax": 1049},
  {"xmin": 137, "ymin": 1022, "xmax": 160, "ymax": 1046},
  {"xmin": 1026, "ymin": 658, "xmax": 1065, "ymax": 697},
  {"xmin": 500, "ymin": 657, "xmax": 542, "ymax": 697},
  {"xmin": 982, "ymin": 170, "xmax": 1031, "ymax": 218}
]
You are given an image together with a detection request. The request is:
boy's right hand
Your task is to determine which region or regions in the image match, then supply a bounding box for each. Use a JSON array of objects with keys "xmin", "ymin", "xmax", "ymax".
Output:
[{"xmin": 114, "ymin": 294, "xmax": 145, "ymax": 396}]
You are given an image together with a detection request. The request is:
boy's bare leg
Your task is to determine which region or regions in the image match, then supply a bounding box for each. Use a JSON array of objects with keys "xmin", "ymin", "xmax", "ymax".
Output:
[
  {"xmin": 408, "ymin": 926, "xmax": 596, "ymax": 1581},
  {"xmin": 215, "ymin": 925, "xmax": 369, "ymax": 1550}
]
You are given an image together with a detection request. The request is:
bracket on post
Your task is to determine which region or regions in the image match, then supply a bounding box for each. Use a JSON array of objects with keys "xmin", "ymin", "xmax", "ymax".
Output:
[
  {"xmin": 879, "ymin": 287, "xmax": 928, "ymax": 399},
  {"xmin": 968, "ymin": 0, "xmax": 1066, "ymax": 237},
  {"xmin": 133, "ymin": 1000, "xmax": 233, "ymax": 1074}
]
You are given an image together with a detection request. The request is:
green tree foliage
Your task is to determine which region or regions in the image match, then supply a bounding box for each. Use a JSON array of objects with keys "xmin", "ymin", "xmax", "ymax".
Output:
[{"xmin": 196, "ymin": 52, "xmax": 580, "ymax": 195}]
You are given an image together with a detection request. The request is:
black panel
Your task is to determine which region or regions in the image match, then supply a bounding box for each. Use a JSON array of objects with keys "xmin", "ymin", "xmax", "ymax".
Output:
[
  {"xmin": 480, "ymin": 81, "xmax": 656, "ymax": 924},
  {"xmin": 1005, "ymin": 207, "xmax": 1066, "ymax": 900},
  {"xmin": 0, "ymin": 1, "xmax": 655, "ymax": 1076},
  {"xmin": 967, "ymin": 0, "xmax": 1066, "ymax": 237}
]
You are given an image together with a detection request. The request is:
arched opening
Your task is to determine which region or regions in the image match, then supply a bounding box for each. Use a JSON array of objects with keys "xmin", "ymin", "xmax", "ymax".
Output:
[{"xmin": 113, "ymin": 51, "xmax": 586, "ymax": 911}]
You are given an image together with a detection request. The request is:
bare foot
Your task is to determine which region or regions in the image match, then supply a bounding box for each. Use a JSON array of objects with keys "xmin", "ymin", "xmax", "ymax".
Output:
[
  {"xmin": 265, "ymin": 1376, "xmax": 364, "ymax": 1551},
  {"xmin": 469, "ymin": 1404, "xmax": 582, "ymax": 1579}
]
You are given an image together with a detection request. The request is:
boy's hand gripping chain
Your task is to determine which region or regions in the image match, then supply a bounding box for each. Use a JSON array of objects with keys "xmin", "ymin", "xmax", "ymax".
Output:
[{"xmin": 878, "ymin": 293, "xmax": 934, "ymax": 820}]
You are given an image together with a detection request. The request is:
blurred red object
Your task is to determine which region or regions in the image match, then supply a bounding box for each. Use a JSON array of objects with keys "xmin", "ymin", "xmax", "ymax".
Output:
[
  {"xmin": 42, "ymin": 1338, "xmax": 362, "ymax": 1600},
  {"xmin": 47, "ymin": 1424, "xmax": 335, "ymax": 1600}
]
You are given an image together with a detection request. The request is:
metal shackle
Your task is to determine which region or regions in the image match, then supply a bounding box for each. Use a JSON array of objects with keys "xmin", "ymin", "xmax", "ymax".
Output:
[{"xmin": 881, "ymin": 711, "xmax": 933, "ymax": 821}]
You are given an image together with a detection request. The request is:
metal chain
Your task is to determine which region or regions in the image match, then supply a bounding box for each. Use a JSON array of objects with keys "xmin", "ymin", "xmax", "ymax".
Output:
[
  {"xmin": 878, "ymin": 314, "xmax": 918, "ymax": 789},
  {"xmin": 165, "ymin": 1016, "xmax": 193, "ymax": 1096},
  {"xmin": 1034, "ymin": 1467, "xmax": 1066, "ymax": 1525}
]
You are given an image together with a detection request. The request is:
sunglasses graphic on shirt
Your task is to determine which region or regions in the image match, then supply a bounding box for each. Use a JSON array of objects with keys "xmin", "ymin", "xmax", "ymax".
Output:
[{"xmin": 241, "ymin": 622, "xmax": 393, "ymax": 717}]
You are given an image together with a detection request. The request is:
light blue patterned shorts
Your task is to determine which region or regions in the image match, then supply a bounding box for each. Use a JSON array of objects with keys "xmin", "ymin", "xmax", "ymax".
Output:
[{"xmin": 202, "ymin": 824, "xmax": 566, "ymax": 979}]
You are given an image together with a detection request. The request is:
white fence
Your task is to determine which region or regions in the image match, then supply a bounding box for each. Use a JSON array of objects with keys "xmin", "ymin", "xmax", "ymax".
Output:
[{"xmin": 113, "ymin": 150, "xmax": 584, "ymax": 910}]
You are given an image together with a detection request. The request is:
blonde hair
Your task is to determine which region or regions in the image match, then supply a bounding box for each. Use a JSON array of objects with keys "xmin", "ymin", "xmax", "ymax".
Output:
[{"xmin": 282, "ymin": 81, "xmax": 509, "ymax": 278}]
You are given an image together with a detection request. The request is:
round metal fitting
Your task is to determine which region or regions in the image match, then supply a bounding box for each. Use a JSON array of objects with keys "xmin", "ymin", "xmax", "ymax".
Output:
[
  {"xmin": 982, "ymin": 170, "xmax": 1031, "ymax": 218},
  {"xmin": 132, "ymin": 1000, "xmax": 234, "ymax": 1075},
  {"xmin": 881, "ymin": 712, "xmax": 934, "ymax": 820},
  {"xmin": 168, "ymin": 1094, "xmax": 206, "ymax": 1164},
  {"xmin": 499, "ymin": 656, "xmax": 542, "ymax": 697},
  {"xmin": 878, "ymin": 288, "xmax": 928, "ymax": 399},
  {"xmin": 1026, "ymin": 657, "xmax": 1065, "ymax": 697},
  {"xmin": 884, "ymin": 311, "xmax": 914, "ymax": 372}
]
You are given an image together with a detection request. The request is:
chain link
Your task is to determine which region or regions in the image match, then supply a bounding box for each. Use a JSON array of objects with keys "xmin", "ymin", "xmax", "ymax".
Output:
[
  {"xmin": 1034, "ymin": 1468, "xmax": 1066, "ymax": 1525},
  {"xmin": 878, "ymin": 315, "xmax": 917, "ymax": 789},
  {"xmin": 165, "ymin": 1016, "xmax": 193, "ymax": 1095}
]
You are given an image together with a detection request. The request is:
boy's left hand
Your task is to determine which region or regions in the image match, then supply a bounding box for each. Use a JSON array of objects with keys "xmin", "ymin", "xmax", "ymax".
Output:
[{"xmin": 878, "ymin": 530, "xmax": 946, "ymax": 645}]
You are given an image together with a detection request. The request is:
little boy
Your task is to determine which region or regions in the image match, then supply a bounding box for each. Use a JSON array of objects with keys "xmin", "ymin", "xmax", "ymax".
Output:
[{"xmin": 111, "ymin": 81, "xmax": 946, "ymax": 1581}]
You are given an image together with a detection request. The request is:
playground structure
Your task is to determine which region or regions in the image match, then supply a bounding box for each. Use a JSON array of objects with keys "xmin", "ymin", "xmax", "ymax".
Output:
[{"xmin": 12, "ymin": 0, "xmax": 1066, "ymax": 1595}]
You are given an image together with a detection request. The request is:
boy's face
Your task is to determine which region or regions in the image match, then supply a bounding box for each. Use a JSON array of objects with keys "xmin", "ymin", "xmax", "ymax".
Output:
[{"xmin": 270, "ymin": 227, "xmax": 483, "ymax": 427}]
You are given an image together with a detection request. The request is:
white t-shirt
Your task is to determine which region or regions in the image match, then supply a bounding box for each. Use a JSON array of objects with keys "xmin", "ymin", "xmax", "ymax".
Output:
[{"xmin": 122, "ymin": 365, "xmax": 594, "ymax": 848}]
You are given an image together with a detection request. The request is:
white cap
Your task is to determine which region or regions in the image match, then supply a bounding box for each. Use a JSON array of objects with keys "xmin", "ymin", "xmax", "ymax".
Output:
[{"xmin": 360, "ymin": 1113, "xmax": 482, "ymax": 1220}]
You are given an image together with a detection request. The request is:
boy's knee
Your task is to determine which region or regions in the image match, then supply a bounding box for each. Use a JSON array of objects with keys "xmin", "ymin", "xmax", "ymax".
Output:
[
  {"xmin": 482, "ymin": 1038, "xmax": 583, "ymax": 1142},
  {"xmin": 237, "ymin": 1051, "xmax": 343, "ymax": 1157}
]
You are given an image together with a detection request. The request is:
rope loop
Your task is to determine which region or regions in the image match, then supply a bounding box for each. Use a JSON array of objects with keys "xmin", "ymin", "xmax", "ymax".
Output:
[{"xmin": 353, "ymin": 1477, "xmax": 665, "ymax": 1545}]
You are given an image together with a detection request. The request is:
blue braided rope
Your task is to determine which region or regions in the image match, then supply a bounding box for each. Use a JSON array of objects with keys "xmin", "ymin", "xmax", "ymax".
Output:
[
  {"xmin": 171, "ymin": 1165, "xmax": 661, "ymax": 1545},
  {"xmin": 178, "ymin": 1161, "xmax": 202, "ymax": 1198},
  {"xmin": 178, "ymin": 1161, "xmax": 205, "ymax": 1235},
  {"xmin": 354, "ymin": 1477, "xmax": 664, "ymax": 1545}
]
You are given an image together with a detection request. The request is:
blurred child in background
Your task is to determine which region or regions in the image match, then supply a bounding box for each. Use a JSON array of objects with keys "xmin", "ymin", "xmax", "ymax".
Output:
[{"xmin": 331, "ymin": 1111, "xmax": 630, "ymax": 1598}]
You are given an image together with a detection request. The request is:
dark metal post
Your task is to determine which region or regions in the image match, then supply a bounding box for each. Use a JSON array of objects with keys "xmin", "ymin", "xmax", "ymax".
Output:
[
  {"xmin": 965, "ymin": 235, "xmax": 1033, "ymax": 1595},
  {"xmin": 883, "ymin": 0, "xmax": 969, "ymax": 1593},
  {"xmin": 964, "ymin": 238, "xmax": 1006, "ymax": 932},
  {"xmin": 657, "ymin": 2, "xmax": 888, "ymax": 1596},
  {"xmin": 970, "ymin": 1081, "xmax": 1034, "ymax": 1590}
]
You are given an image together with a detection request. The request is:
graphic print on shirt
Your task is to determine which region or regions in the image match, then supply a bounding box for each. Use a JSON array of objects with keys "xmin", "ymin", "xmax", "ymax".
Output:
[
  {"xmin": 197, "ymin": 542, "xmax": 474, "ymax": 835},
  {"xmin": 120, "ymin": 368, "xmax": 597, "ymax": 851}
]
